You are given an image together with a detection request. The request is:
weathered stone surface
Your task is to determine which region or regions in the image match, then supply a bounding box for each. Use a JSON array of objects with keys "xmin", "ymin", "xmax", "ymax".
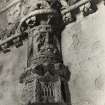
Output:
[
  {"xmin": 62, "ymin": 3, "xmax": 105, "ymax": 105},
  {"xmin": 0, "ymin": 1, "xmax": 105, "ymax": 105}
]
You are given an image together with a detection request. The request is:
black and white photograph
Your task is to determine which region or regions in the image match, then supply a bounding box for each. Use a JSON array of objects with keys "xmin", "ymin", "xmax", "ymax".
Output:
[{"xmin": 0, "ymin": 0, "xmax": 105, "ymax": 105}]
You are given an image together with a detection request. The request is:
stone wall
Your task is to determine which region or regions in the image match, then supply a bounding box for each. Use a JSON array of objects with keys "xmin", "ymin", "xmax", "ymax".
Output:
[
  {"xmin": 62, "ymin": 2, "xmax": 105, "ymax": 105},
  {"xmin": 0, "ymin": 1, "xmax": 105, "ymax": 105}
]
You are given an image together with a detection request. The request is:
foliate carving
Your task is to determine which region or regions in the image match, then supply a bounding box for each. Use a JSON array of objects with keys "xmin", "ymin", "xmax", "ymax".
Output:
[
  {"xmin": 63, "ymin": 11, "xmax": 76, "ymax": 24},
  {"xmin": 80, "ymin": 0, "xmax": 97, "ymax": 16},
  {"xmin": 0, "ymin": 19, "xmax": 20, "ymax": 52},
  {"xmin": 20, "ymin": 62, "xmax": 70, "ymax": 104}
]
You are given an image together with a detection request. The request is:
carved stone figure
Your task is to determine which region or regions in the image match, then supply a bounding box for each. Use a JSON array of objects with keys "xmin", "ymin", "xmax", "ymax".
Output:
[{"xmin": 18, "ymin": 0, "xmax": 71, "ymax": 105}]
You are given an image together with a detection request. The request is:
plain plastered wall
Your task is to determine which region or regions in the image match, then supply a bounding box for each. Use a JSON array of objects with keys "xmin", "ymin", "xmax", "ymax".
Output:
[{"xmin": 62, "ymin": 2, "xmax": 105, "ymax": 105}]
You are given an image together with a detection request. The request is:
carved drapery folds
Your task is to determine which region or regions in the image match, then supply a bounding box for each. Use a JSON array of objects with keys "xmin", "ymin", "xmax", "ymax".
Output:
[
  {"xmin": 20, "ymin": 12, "xmax": 63, "ymax": 66},
  {"xmin": 19, "ymin": 0, "xmax": 71, "ymax": 104}
]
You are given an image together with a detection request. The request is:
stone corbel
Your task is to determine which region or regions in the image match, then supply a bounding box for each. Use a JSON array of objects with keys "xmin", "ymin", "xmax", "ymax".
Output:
[
  {"xmin": 62, "ymin": 10, "xmax": 76, "ymax": 24},
  {"xmin": 80, "ymin": 0, "xmax": 97, "ymax": 16},
  {"xmin": 1, "ymin": 43, "xmax": 10, "ymax": 53},
  {"xmin": 61, "ymin": 0, "xmax": 98, "ymax": 25}
]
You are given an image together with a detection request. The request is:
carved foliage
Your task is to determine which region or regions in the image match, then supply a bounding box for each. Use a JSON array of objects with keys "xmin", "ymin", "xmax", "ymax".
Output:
[
  {"xmin": 80, "ymin": 0, "xmax": 97, "ymax": 16},
  {"xmin": 20, "ymin": 62, "xmax": 70, "ymax": 104}
]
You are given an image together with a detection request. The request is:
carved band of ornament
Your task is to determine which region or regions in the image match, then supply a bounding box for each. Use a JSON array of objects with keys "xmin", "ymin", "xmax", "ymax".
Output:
[
  {"xmin": 0, "ymin": 31, "xmax": 27, "ymax": 52},
  {"xmin": 0, "ymin": 0, "xmax": 99, "ymax": 15},
  {"xmin": 0, "ymin": 0, "xmax": 21, "ymax": 14},
  {"xmin": 22, "ymin": 25, "xmax": 52, "ymax": 35},
  {"xmin": 0, "ymin": 32, "xmax": 22, "ymax": 46},
  {"xmin": 20, "ymin": 63, "xmax": 69, "ymax": 81},
  {"xmin": 0, "ymin": 33, "xmax": 20, "ymax": 45}
]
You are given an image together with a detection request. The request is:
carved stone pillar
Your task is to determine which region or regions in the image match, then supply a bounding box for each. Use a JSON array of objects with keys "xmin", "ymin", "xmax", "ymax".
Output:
[{"xmin": 19, "ymin": 0, "xmax": 71, "ymax": 105}]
